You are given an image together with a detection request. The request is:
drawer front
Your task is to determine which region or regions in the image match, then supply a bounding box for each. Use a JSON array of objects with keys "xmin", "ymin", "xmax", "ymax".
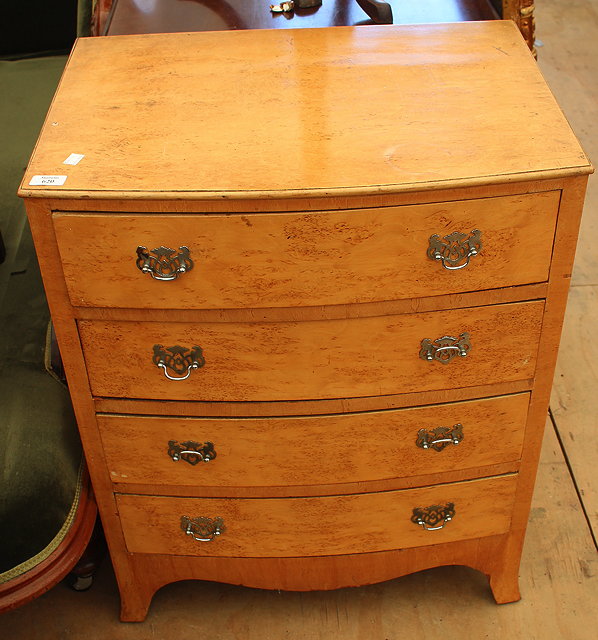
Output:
[
  {"xmin": 80, "ymin": 300, "xmax": 543, "ymax": 401},
  {"xmin": 116, "ymin": 474, "xmax": 517, "ymax": 557},
  {"xmin": 100, "ymin": 394, "xmax": 528, "ymax": 488},
  {"xmin": 54, "ymin": 191, "xmax": 559, "ymax": 309}
]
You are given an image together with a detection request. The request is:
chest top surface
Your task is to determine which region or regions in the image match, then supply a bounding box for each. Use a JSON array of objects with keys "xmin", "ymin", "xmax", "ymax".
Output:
[{"xmin": 19, "ymin": 21, "xmax": 591, "ymax": 200}]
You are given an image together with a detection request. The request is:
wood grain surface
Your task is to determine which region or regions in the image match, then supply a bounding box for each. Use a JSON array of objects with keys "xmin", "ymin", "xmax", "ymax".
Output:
[
  {"xmin": 53, "ymin": 191, "xmax": 559, "ymax": 309},
  {"xmin": 116, "ymin": 474, "xmax": 517, "ymax": 558},
  {"xmin": 79, "ymin": 300, "xmax": 544, "ymax": 401},
  {"xmin": 537, "ymin": 0, "xmax": 598, "ymax": 548},
  {"xmin": 2, "ymin": 421, "xmax": 596, "ymax": 630},
  {"xmin": 551, "ymin": 286, "xmax": 598, "ymax": 538},
  {"xmin": 19, "ymin": 22, "xmax": 591, "ymax": 200},
  {"xmin": 99, "ymin": 393, "xmax": 528, "ymax": 490},
  {"xmin": 537, "ymin": 0, "xmax": 598, "ymax": 289},
  {"xmin": 93, "ymin": 380, "xmax": 534, "ymax": 419},
  {"xmin": 109, "ymin": 421, "xmax": 596, "ymax": 626},
  {"xmin": 16, "ymin": 16, "xmax": 595, "ymax": 627},
  {"xmin": 37, "ymin": 176, "xmax": 573, "ymax": 214},
  {"xmin": 5, "ymin": 2, "xmax": 597, "ymax": 632}
]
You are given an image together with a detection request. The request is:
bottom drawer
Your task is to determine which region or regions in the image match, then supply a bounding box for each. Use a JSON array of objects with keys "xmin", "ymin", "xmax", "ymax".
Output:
[{"xmin": 117, "ymin": 474, "xmax": 517, "ymax": 558}]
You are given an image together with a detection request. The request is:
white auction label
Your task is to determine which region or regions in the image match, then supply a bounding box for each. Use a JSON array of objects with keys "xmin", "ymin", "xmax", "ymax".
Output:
[
  {"xmin": 29, "ymin": 175, "xmax": 68, "ymax": 186},
  {"xmin": 63, "ymin": 153, "xmax": 85, "ymax": 165}
]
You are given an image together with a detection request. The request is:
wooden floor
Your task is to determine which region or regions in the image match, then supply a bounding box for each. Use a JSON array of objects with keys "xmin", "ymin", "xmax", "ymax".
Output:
[{"xmin": 0, "ymin": 0, "xmax": 597, "ymax": 637}]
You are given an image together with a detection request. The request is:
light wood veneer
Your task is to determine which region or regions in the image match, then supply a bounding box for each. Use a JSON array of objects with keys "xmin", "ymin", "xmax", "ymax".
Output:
[
  {"xmin": 79, "ymin": 301, "xmax": 543, "ymax": 401},
  {"xmin": 99, "ymin": 394, "xmax": 529, "ymax": 490},
  {"xmin": 19, "ymin": 22, "xmax": 592, "ymax": 621},
  {"xmin": 117, "ymin": 475, "xmax": 518, "ymax": 558},
  {"xmin": 52, "ymin": 191, "xmax": 559, "ymax": 308}
]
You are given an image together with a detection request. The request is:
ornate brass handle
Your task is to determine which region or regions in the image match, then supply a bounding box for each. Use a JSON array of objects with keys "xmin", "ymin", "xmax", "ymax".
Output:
[
  {"xmin": 420, "ymin": 333, "xmax": 470, "ymax": 364},
  {"xmin": 168, "ymin": 440, "xmax": 216, "ymax": 464},
  {"xmin": 181, "ymin": 516, "xmax": 225, "ymax": 542},
  {"xmin": 411, "ymin": 503, "xmax": 455, "ymax": 531},
  {"xmin": 427, "ymin": 230, "xmax": 482, "ymax": 270},
  {"xmin": 152, "ymin": 344, "xmax": 205, "ymax": 381},
  {"xmin": 416, "ymin": 424, "xmax": 463, "ymax": 451},
  {"xmin": 136, "ymin": 245, "xmax": 194, "ymax": 281}
]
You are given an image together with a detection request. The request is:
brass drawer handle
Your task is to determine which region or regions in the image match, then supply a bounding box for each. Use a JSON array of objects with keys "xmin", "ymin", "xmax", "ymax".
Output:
[
  {"xmin": 181, "ymin": 516, "xmax": 225, "ymax": 542},
  {"xmin": 416, "ymin": 424, "xmax": 463, "ymax": 451},
  {"xmin": 411, "ymin": 503, "xmax": 455, "ymax": 531},
  {"xmin": 168, "ymin": 440, "xmax": 216, "ymax": 464},
  {"xmin": 136, "ymin": 245, "xmax": 194, "ymax": 281},
  {"xmin": 152, "ymin": 344, "xmax": 205, "ymax": 381},
  {"xmin": 427, "ymin": 229, "xmax": 482, "ymax": 270},
  {"xmin": 419, "ymin": 333, "xmax": 470, "ymax": 364}
]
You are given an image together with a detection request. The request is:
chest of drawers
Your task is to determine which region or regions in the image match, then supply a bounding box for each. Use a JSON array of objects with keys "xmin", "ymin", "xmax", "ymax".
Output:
[{"xmin": 19, "ymin": 22, "xmax": 592, "ymax": 621}]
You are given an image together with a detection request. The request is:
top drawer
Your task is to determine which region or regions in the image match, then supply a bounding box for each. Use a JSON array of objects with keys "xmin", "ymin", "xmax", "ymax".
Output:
[{"xmin": 53, "ymin": 191, "xmax": 559, "ymax": 309}]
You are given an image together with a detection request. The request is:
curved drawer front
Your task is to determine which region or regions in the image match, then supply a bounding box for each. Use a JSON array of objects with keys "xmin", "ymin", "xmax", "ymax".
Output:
[
  {"xmin": 100, "ymin": 394, "xmax": 528, "ymax": 488},
  {"xmin": 116, "ymin": 474, "xmax": 517, "ymax": 557},
  {"xmin": 79, "ymin": 300, "xmax": 543, "ymax": 401},
  {"xmin": 54, "ymin": 191, "xmax": 558, "ymax": 309}
]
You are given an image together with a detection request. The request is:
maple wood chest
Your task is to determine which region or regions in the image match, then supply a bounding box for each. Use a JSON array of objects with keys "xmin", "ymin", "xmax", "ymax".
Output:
[{"xmin": 19, "ymin": 22, "xmax": 592, "ymax": 621}]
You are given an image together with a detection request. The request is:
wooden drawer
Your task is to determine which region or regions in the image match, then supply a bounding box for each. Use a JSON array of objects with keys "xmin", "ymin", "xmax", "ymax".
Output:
[
  {"xmin": 116, "ymin": 474, "xmax": 517, "ymax": 557},
  {"xmin": 79, "ymin": 300, "xmax": 543, "ymax": 401},
  {"xmin": 100, "ymin": 394, "xmax": 528, "ymax": 488},
  {"xmin": 53, "ymin": 191, "xmax": 559, "ymax": 309}
]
